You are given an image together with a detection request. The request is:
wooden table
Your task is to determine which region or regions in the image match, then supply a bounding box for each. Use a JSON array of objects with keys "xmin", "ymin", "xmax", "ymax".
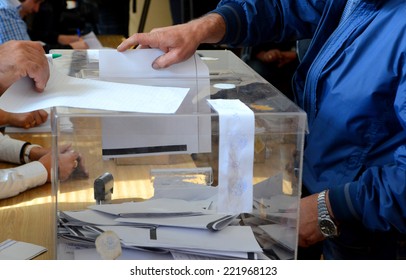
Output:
[
  {"xmin": 0, "ymin": 132, "xmax": 55, "ymax": 259},
  {"xmin": 97, "ymin": 35, "xmax": 126, "ymax": 49}
]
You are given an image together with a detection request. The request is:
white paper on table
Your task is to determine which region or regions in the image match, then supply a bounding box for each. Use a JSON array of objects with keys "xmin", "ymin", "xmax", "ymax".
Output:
[
  {"xmin": 0, "ymin": 63, "xmax": 189, "ymax": 114},
  {"xmin": 0, "ymin": 239, "xmax": 47, "ymax": 260},
  {"xmin": 207, "ymin": 99, "xmax": 255, "ymax": 215}
]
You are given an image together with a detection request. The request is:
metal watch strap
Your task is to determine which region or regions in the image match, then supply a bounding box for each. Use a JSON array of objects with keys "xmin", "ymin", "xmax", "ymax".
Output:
[
  {"xmin": 318, "ymin": 190, "xmax": 330, "ymax": 220},
  {"xmin": 317, "ymin": 190, "xmax": 338, "ymax": 237}
]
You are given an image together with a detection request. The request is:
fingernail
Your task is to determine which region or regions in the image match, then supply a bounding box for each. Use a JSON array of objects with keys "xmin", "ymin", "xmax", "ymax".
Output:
[{"xmin": 152, "ymin": 62, "xmax": 160, "ymax": 70}]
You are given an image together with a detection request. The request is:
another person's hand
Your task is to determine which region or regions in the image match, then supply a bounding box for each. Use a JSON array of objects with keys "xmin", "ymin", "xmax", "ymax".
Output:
[
  {"xmin": 69, "ymin": 38, "xmax": 89, "ymax": 50},
  {"xmin": 38, "ymin": 144, "xmax": 89, "ymax": 182},
  {"xmin": 0, "ymin": 40, "xmax": 49, "ymax": 93},
  {"xmin": 117, "ymin": 13, "xmax": 226, "ymax": 69},
  {"xmin": 256, "ymin": 50, "xmax": 297, "ymax": 67},
  {"xmin": 58, "ymin": 34, "xmax": 81, "ymax": 45},
  {"xmin": 0, "ymin": 109, "xmax": 48, "ymax": 128}
]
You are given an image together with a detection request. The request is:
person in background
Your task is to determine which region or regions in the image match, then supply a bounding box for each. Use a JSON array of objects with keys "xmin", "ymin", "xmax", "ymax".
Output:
[
  {"xmin": 24, "ymin": 0, "xmax": 87, "ymax": 52},
  {"xmin": 169, "ymin": 0, "xmax": 219, "ymax": 25},
  {"xmin": 0, "ymin": 40, "xmax": 88, "ymax": 200},
  {"xmin": 96, "ymin": 0, "xmax": 129, "ymax": 37},
  {"xmin": 0, "ymin": 0, "xmax": 30, "ymax": 42},
  {"xmin": 77, "ymin": 0, "xmax": 130, "ymax": 37},
  {"xmin": 0, "ymin": 0, "xmax": 88, "ymax": 50},
  {"xmin": 118, "ymin": 0, "xmax": 406, "ymax": 260}
]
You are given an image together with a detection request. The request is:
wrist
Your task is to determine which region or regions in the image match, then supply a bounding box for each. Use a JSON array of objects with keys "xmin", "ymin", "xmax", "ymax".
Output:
[
  {"xmin": 23, "ymin": 144, "xmax": 42, "ymax": 163},
  {"xmin": 196, "ymin": 13, "xmax": 226, "ymax": 44},
  {"xmin": 317, "ymin": 190, "xmax": 339, "ymax": 237}
]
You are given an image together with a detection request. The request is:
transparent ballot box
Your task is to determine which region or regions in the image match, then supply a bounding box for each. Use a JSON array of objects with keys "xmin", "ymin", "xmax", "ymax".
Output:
[{"xmin": 50, "ymin": 49, "xmax": 307, "ymax": 260}]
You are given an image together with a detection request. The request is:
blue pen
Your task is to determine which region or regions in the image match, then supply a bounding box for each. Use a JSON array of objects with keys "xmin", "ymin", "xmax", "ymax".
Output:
[{"xmin": 76, "ymin": 28, "xmax": 81, "ymax": 37}]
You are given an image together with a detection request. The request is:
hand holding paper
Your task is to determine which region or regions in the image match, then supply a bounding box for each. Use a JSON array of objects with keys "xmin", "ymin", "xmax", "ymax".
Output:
[{"xmin": 0, "ymin": 49, "xmax": 198, "ymax": 114}]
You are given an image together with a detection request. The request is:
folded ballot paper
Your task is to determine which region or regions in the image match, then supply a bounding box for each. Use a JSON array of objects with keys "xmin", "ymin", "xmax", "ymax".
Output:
[{"xmin": 57, "ymin": 198, "xmax": 263, "ymax": 259}]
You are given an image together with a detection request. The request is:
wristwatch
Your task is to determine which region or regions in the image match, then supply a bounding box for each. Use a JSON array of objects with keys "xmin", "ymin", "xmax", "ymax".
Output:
[{"xmin": 317, "ymin": 190, "xmax": 338, "ymax": 237}]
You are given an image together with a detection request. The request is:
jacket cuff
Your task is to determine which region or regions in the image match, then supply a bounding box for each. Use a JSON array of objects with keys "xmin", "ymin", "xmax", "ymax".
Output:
[{"xmin": 328, "ymin": 182, "xmax": 361, "ymax": 222}]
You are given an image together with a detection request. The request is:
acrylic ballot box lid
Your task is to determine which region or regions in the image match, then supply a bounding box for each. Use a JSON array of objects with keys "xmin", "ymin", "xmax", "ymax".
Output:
[{"xmin": 50, "ymin": 49, "xmax": 307, "ymax": 260}]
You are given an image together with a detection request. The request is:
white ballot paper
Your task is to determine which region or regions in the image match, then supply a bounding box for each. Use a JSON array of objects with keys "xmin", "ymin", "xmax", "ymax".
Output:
[
  {"xmin": 97, "ymin": 225, "xmax": 262, "ymax": 258},
  {"xmin": 207, "ymin": 99, "xmax": 255, "ymax": 214},
  {"xmin": 82, "ymin": 31, "xmax": 104, "ymax": 49},
  {"xmin": 99, "ymin": 49, "xmax": 209, "ymax": 79},
  {"xmin": 0, "ymin": 64, "xmax": 189, "ymax": 114},
  {"xmin": 61, "ymin": 208, "xmax": 237, "ymax": 231},
  {"xmin": 88, "ymin": 198, "xmax": 214, "ymax": 217}
]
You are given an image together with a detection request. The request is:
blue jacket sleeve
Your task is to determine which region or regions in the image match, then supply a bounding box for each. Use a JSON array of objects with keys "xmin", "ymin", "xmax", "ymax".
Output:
[
  {"xmin": 330, "ymin": 56, "xmax": 406, "ymax": 232},
  {"xmin": 212, "ymin": 0, "xmax": 334, "ymax": 47}
]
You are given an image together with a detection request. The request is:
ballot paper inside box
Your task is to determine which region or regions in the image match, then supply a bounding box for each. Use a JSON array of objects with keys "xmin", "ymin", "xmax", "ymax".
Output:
[{"xmin": 50, "ymin": 49, "xmax": 307, "ymax": 260}]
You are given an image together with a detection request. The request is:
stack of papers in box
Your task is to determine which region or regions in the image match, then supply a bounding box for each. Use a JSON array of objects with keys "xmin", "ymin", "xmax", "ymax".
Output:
[{"xmin": 58, "ymin": 198, "xmax": 263, "ymax": 260}]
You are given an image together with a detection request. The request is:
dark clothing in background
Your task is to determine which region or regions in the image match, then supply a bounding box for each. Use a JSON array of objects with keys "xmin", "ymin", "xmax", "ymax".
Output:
[
  {"xmin": 243, "ymin": 42, "xmax": 299, "ymax": 101},
  {"xmin": 25, "ymin": 0, "xmax": 89, "ymax": 52},
  {"xmin": 169, "ymin": 0, "xmax": 219, "ymax": 25}
]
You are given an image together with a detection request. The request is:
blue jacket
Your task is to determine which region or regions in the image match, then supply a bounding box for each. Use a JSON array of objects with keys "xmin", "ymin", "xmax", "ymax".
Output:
[{"xmin": 214, "ymin": 0, "xmax": 406, "ymax": 234}]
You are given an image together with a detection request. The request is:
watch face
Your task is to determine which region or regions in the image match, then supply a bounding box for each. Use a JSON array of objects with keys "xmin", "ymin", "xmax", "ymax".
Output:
[{"xmin": 319, "ymin": 219, "xmax": 337, "ymax": 236}]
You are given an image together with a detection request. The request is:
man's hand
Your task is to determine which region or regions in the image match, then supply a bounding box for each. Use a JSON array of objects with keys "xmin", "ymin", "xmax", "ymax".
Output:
[
  {"xmin": 117, "ymin": 13, "xmax": 226, "ymax": 69},
  {"xmin": 0, "ymin": 40, "xmax": 49, "ymax": 93},
  {"xmin": 298, "ymin": 193, "xmax": 325, "ymax": 247}
]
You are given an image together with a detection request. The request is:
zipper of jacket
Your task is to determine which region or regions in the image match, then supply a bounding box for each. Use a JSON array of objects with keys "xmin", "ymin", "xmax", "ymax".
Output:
[{"xmin": 303, "ymin": 1, "xmax": 374, "ymax": 126}]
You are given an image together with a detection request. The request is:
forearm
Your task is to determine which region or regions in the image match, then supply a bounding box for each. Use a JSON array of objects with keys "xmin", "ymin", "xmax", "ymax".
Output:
[
  {"xmin": 190, "ymin": 13, "xmax": 226, "ymax": 45},
  {"xmin": 0, "ymin": 162, "xmax": 47, "ymax": 200},
  {"xmin": 0, "ymin": 133, "xmax": 26, "ymax": 164},
  {"xmin": 0, "ymin": 133, "xmax": 47, "ymax": 164},
  {"xmin": 0, "ymin": 110, "xmax": 10, "ymax": 125}
]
